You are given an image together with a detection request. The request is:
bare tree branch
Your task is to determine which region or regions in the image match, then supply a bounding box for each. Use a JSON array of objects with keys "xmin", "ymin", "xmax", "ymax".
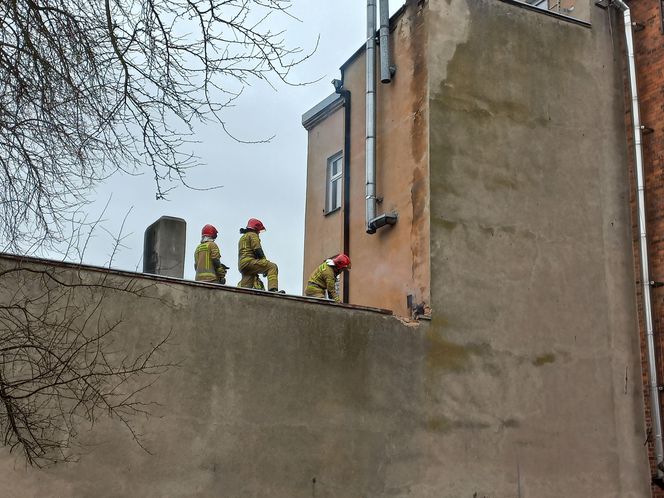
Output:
[
  {"xmin": 0, "ymin": 261, "xmax": 174, "ymax": 466},
  {"xmin": 0, "ymin": 0, "xmax": 312, "ymax": 251}
]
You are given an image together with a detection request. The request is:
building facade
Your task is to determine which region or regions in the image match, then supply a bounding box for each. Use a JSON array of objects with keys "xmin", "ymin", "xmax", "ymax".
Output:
[
  {"xmin": 302, "ymin": 3, "xmax": 430, "ymax": 318},
  {"xmin": 303, "ymin": 0, "xmax": 655, "ymax": 494},
  {"xmin": 2, "ymin": 0, "xmax": 663, "ymax": 496}
]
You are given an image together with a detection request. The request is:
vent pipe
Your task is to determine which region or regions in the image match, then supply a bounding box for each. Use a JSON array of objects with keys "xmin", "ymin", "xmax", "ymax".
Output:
[
  {"xmin": 611, "ymin": 0, "xmax": 664, "ymax": 478},
  {"xmin": 379, "ymin": 0, "xmax": 392, "ymax": 83},
  {"xmin": 366, "ymin": 0, "xmax": 397, "ymax": 235},
  {"xmin": 366, "ymin": 0, "xmax": 377, "ymax": 233}
]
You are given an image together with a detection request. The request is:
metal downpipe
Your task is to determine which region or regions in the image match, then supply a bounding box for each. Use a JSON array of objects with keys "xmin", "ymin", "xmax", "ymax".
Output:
[
  {"xmin": 366, "ymin": 0, "xmax": 377, "ymax": 233},
  {"xmin": 612, "ymin": 0, "xmax": 664, "ymax": 476},
  {"xmin": 379, "ymin": 0, "xmax": 392, "ymax": 83}
]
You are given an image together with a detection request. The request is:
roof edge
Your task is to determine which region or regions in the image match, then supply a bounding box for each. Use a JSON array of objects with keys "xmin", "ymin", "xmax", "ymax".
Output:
[
  {"xmin": 0, "ymin": 252, "xmax": 394, "ymax": 315},
  {"xmin": 302, "ymin": 93, "xmax": 344, "ymax": 130}
]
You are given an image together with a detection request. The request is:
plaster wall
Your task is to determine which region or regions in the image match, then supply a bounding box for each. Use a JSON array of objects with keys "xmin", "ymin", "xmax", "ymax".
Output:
[
  {"xmin": 0, "ymin": 1, "xmax": 654, "ymax": 496},
  {"xmin": 303, "ymin": 1, "xmax": 430, "ymax": 317},
  {"xmin": 426, "ymin": 0, "xmax": 649, "ymax": 496},
  {"xmin": 0, "ymin": 256, "xmax": 441, "ymax": 498}
]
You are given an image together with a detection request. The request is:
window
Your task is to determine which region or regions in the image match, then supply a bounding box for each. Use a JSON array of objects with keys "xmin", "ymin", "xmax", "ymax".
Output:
[
  {"xmin": 526, "ymin": 0, "xmax": 575, "ymax": 14},
  {"xmin": 325, "ymin": 153, "xmax": 343, "ymax": 214},
  {"xmin": 520, "ymin": 0, "xmax": 586, "ymax": 19}
]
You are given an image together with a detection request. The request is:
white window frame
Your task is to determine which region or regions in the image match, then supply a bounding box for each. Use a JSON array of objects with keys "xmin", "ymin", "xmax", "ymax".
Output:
[
  {"xmin": 325, "ymin": 152, "xmax": 343, "ymax": 215},
  {"xmin": 521, "ymin": 0, "xmax": 579, "ymax": 17}
]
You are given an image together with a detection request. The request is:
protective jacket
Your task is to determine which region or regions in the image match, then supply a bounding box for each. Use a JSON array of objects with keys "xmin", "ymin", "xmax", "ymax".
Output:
[
  {"xmin": 194, "ymin": 240, "xmax": 227, "ymax": 283},
  {"xmin": 237, "ymin": 231, "xmax": 278, "ymax": 290},
  {"xmin": 238, "ymin": 231, "xmax": 264, "ymax": 270},
  {"xmin": 305, "ymin": 262, "xmax": 339, "ymax": 302}
]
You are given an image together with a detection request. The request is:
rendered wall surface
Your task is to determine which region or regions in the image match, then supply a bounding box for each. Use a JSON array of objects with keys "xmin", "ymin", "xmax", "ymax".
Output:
[
  {"xmin": 0, "ymin": 1, "xmax": 655, "ymax": 497},
  {"xmin": 0, "ymin": 255, "xmax": 437, "ymax": 497},
  {"xmin": 427, "ymin": 0, "xmax": 650, "ymax": 496},
  {"xmin": 302, "ymin": 107, "xmax": 345, "ymax": 291},
  {"xmin": 303, "ymin": 1, "xmax": 430, "ymax": 317}
]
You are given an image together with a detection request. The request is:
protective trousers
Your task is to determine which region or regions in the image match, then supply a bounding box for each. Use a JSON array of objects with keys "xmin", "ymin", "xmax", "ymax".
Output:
[
  {"xmin": 304, "ymin": 284, "xmax": 326, "ymax": 299},
  {"xmin": 239, "ymin": 259, "xmax": 278, "ymax": 290}
]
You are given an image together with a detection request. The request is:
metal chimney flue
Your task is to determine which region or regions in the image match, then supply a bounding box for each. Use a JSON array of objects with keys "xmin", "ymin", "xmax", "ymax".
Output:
[
  {"xmin": 379, "ymin": 0, "xmax": 392, "ymax": 84},
  {"xmin": 366, "ymin": 0, "xmax": 397, "ymax": 235}
]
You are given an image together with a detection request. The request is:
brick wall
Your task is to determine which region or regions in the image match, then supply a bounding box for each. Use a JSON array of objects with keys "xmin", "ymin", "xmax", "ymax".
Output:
[{"xmin": 624, "ymin": 1, "xmax": 664, "ymax": 495}]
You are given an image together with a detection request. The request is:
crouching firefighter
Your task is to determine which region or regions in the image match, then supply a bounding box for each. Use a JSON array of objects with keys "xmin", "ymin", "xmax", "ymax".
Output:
[
  {"xmin": 194, "ymin": 224, "xmax": 229, "ymax": 284},
  {"xmin": 304, "ymin": 253, "xmax": 351, "ymax": 302},
  {"xmin": 237, "ymin": 218, "xmax": 281, "ymax": 292}
]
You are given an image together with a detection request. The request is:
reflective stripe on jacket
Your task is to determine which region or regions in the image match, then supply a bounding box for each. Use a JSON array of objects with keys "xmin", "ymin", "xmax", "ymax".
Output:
[
  {"xmin": 238, "ymin": 231, "xmax": 262, "ymax": 269},
  {"xmin": 306, "ymin": 262, "xmax": 338, "ymax": 302},
  {"xmin": 194, "ymin": 241, "xmax": 225, "ymax": 282}
]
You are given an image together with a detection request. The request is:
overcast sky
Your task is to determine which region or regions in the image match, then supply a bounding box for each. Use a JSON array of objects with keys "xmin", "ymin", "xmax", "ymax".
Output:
[{"xmin": 68, "ymin": 1, "xmax": 404, "ymax": 295}]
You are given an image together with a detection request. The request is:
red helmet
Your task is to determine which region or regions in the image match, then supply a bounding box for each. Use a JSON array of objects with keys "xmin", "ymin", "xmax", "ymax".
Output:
[
  {"xmin": 246, "ymin": 218, "xmax": 266, "ymax": 232},
  {"xmin": 201, "ymin": 224, "xmax": 218, "ymax": 238},
  {"xmin": 332, "ymin": 253, "xmax": 351, "ymax": 270}
]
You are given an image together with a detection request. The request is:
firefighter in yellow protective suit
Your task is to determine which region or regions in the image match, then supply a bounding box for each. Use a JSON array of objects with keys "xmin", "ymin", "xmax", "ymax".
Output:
[
  {"xmin": 304, "ymin": 253, "xmax": 351, "ymax": 302},
  {"xmin": 237, "ymin": 218, "xmax": 280, "ymax": 292},
  {"xmin": 194, "ymin": 224, "xmax": 228, "ymax": 284}
]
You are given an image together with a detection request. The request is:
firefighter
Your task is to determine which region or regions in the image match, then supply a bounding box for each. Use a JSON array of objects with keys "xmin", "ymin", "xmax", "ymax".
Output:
[
  {"xmin": 194, "ymin": 224, "xmax": 228, "ymax": 284},
  {"xmin": 304, "ymin": 253, "xmax": 351, "ymax": 302},
  {"xmin": 237, "ymin": 218, "xmax": 280, "ymax": 292}
]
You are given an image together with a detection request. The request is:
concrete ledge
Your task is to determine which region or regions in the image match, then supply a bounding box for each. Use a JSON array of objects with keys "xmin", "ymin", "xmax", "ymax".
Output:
[{"xmin": 0, "ymin": 253, "xmax": 393, "ymax": 316}]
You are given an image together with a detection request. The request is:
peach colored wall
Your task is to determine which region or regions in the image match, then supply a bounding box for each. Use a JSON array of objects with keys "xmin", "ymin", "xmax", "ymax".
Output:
[
  {"xmin": 302, "ymin": 107, "xmax": 345, "ymax": 291},
  {"xmin": 303, "ymin": 2, "xmax": 429, "ymax": 317}
]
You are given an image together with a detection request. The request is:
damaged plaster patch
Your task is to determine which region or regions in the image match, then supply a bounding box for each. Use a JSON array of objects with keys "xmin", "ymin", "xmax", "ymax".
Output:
[
  {"xmin": 428, "ymin": 0, "xmax": 471, "ymax": 90},
  {"xmin": 395, "ymin": 315, "xmax": 422, "ymax": 328},
  {"xmin": 425, "ymin": 327, "xmax": 491, "ymax": 372}
]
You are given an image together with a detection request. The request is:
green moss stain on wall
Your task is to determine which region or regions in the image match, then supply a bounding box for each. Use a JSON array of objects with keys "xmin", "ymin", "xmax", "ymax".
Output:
[
  {"xmin": 425, "ymin": 326, "xmax": 491, "ymax": 373},
  {"xmin": 532, "ymin": 353, "xmax": 556, "ymax": 366}
]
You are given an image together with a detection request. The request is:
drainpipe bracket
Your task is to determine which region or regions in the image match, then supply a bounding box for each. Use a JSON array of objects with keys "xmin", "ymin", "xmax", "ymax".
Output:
[
  {"xmin": 650, "ymin": 281, "xmax": 664, "ymax": 288},
  {"xmin": 641, "ymin": 125, "xmax": 655, "ymax": 135},
  {"xmin": 632, "ymin": 21, "xmax": 646, "ymax": 31}
]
